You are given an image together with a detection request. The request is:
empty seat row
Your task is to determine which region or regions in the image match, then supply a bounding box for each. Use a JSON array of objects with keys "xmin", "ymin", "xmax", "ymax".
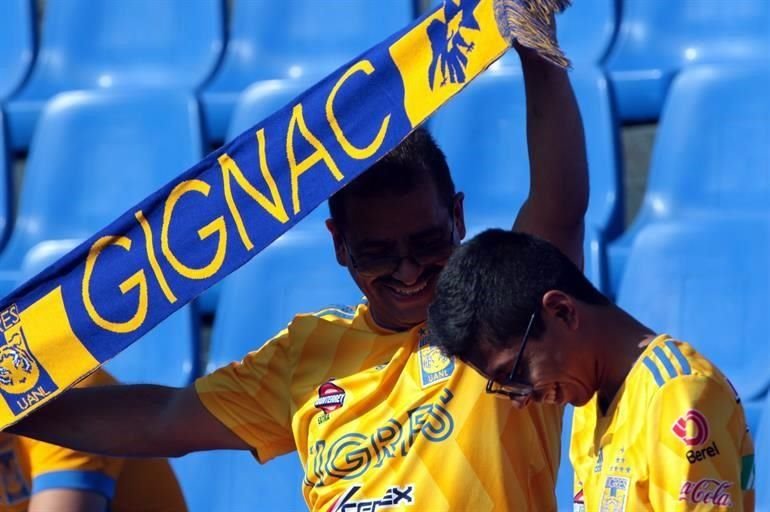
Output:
[
  {"xmin": 3, "ymin": 0, "xmax": 768, "ymax": 154},
  {"xmin": 0, "ymin": 0, "xmax": 415, "ymax": 150}
]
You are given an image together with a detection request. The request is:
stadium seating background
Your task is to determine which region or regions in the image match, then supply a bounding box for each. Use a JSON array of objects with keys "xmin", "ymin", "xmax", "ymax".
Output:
[{"xmin": 1, "ymin": 1, "xmax": 768, "ymax": 510}]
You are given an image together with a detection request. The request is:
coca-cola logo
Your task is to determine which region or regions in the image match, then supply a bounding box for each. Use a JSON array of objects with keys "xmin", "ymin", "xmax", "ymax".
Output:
[
  {"xmin": 315, "ymin": 381, "xmax": 346, "ymax": 414},
  {"xmin": 679, "ymin": 479, "xmax": 733, "ymax": 507},
  {"xmin": 672, "ymin": 409, "xmax": 710, "ymax": 446}
]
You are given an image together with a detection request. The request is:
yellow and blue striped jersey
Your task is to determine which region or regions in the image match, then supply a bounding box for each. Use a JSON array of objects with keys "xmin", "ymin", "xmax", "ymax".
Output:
[
  {"xmin": 196, "ymin": 302, "xmax": 562, "ymax": 511},
  {"xmin": 0, "ymin": 370, "xmax": 186, "ymax": 512},
  {"xmin": 570, "ymin": 335, "xmax": 755, "ymax": 511}
]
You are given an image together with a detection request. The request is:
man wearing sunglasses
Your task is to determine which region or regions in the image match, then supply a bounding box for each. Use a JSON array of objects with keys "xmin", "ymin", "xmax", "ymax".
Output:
[
  {"xmin": 9, "ymin": 41, "xmax": 588, "ymax": 510},
  {"xmin": 427, "ymin": 229, "xmax": 755, "ymax": 511}
]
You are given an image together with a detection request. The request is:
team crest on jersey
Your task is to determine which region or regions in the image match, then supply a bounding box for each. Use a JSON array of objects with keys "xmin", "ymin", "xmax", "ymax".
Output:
[
  {"xmin": 418, "ymin": 330, "xmax": 455, "ymax": 388},
  {"xmin": 600, "ymin": 476, "xmax": 629, "ymax": 512},
  {"xmin": 315, "ymin": 381, "xmax": 347, "ymax": 415},
  {"xmin": 0, "ymin": 304, "xmax": 58, "ymax": 416},
  {"xmin": 0, "ymin": 441, "xmax": 30, "ymax": 505}
]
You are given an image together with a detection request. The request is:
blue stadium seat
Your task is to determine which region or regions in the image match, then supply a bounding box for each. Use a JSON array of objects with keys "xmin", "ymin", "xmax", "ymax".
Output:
[
  {"xmin": 0, "ymin": 90, "xmax": 204, "ymax": 302},
  {"xmin": 201, "ymin": 0, "xmax": 414, "ymax": 140},
  {"xmin": 0, "ymin": 114, "xmax": 11, "ymax": 251},
  {"xmin": 16, "ymin": 244, "xmax": 198, "ymax": 386},
  {"xmin": 196, "ymin": 79, "xmax": 312, "ymax": 314},
  {"xmin": 174, "ymin": 207, "xmax": 360, "ymax": 511},
  {"xmin": 607, "ymin": 65, "xmax": 770, "ymax": 295},
  {"xmin": 556, "ymin": 405, "xmax": 575, "ymax": 511},
  {"xmin": 615, "ymin": 217, "xmax": 770, "ymax": 402},
  {"xmin": 6, "ymin": 0, "xmax": 223, "ymax": 150},
  {"xmin": 430, "ymin": 66, "xmax": 622, "ymax": 292},
  {"xmin": 757, "ymin": 393, "xmax": 770, "ymax": 511},
  {"xmin": 0, "ymin": 0, "xmax": 34, "ymax": 102},
  {"xmin": 605, "ymin": 0, "xmax": 770, "ymax": 122}
]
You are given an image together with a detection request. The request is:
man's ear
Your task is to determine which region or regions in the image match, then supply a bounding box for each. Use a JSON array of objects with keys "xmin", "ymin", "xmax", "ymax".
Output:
[
  {"xmin": 326, "ymin": 218, "xmax": 348, "ymax": 267},
  {"xmin": 541, "ymin": 290, "xmax": 579, "ymax": 331},
  {"xmin": 453, "ymin": 192, "xmax": 467, "ymax": 241}
]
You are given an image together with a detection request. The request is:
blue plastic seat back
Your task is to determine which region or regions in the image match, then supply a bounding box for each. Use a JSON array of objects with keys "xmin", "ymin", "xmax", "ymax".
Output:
[
  {"xmin": 215, "ymin": 0, "xmax": 412, "ymax": 84},
  {"xmin": 605, "ymin": 0, "xmax": 770, "ymax": 120},
  {"xmin": 171, "ymin": 451, "xmax": 307, "ymax": 512},
  {"xmin": 0, "ymin": 0, "xmax": 34, "ymax": 99},
  {"xmin": 608, "ymin": 65, "xmax": 770, "ymax": 294},
  {"xmin": 607, "ymin": 0, "xmax": 769, "ymax": 72},
  {"xmin": 201, "ymin": 0, "xmax": 413, "ymax": 139},
  {"xmin": 429, "ymin": 66, "xmax": 621, "ymax": 289},
  {"xmin": 756, "ymin": 393, "xmax": 770, "ymax": 510},
  {"xmin": 556, "ymin": 405, "xmax": 575, "ymax": 511},
  {"xmin": 0, "ymin": 114, "xmax": 11, "ymax": 250},
  {"xmin": 616, "ymin": 218, "xmax": 770, "ymax": 401},
  {"xmin": 635, "ymin": 65, "xmax": 770, "ymax": 222},
  {"xmin": 0, "ymin": 91, "xmax": 203, "ymax": 296},
  {"xmin": 21, "ymin": 0, "xmax": 223, "ymax": 91}
]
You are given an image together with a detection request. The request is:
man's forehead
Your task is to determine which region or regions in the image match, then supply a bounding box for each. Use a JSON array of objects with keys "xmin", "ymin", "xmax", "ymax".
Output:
[{"xmin": 342, "ymin": 182, "xmax": 449, "ymax": 242}]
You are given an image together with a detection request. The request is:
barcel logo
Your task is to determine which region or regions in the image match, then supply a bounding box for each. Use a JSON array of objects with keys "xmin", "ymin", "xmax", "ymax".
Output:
[{"xmin": 315, "ymin": 381, "xmax": 346, "ymax": 414}]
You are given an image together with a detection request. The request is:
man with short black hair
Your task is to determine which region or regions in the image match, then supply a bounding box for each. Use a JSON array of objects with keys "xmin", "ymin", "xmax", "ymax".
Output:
[{"xmin": 427, "ymin": 229, "xmax": 756, "ymax": 511}]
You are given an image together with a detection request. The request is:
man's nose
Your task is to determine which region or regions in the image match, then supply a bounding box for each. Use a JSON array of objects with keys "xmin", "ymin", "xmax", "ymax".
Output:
[{"xmin": 391, "ymin": 256, "xmax": 423, "ymax": 285}]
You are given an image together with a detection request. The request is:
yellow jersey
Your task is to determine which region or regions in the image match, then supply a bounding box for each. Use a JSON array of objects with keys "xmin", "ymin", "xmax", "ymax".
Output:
[
  {"xmin": 570, "ymin": 335, "xmax": 755, "ymax": 511},
  {"xmin": 196, "ymin": 303, "xmax": 562, "ymax": 511},
  {"xmin": 0, "ymin": 370, "xmax": 186, "ymax": 512}
]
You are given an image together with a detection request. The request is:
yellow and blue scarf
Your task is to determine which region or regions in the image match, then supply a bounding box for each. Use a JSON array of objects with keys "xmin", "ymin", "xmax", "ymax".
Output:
[{"xmin": 0, "ymin": 0, "xmax": 568, "ymax": 428}]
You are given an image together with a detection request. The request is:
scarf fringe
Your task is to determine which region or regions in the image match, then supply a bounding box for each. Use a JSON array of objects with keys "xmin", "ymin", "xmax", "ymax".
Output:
[{"xmin": 493, "ymin": 0, "xmax": 571, "ymax": 68}]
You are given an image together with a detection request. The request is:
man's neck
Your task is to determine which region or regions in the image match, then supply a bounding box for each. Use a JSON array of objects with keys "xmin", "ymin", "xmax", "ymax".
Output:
[{"xmin": 592, "ymin": 307, "xmax": 656, "ymax": 414}]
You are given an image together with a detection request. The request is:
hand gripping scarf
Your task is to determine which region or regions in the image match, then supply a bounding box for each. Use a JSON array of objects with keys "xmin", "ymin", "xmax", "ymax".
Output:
[{"xmin": 0, "ymin": 0, "xmax": 569, "ymax": 428}]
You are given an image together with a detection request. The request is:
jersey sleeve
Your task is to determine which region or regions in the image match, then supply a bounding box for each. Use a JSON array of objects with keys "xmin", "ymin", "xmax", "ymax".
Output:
[
  {"xmin": 195, "ymin": 328, "xmax": 298, "ymax": 462},
  {"xmin": 646, "ymin": 374, "xmax": 754, "ymax": 511},
  {"xmin": 22, "ymin": 437, "xmax": 122, "ymax": 500}
]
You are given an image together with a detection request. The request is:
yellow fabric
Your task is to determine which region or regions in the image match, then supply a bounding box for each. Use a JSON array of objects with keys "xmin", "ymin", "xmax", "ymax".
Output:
[
  {"xmin": 0, "ymin": 370, "xmax": 186, "ymax": 512},
  {"xmin": 196, "ymin": 303, "xmax": 562, "ymax": 511},
  {"xmin": 570, "ymin": 335, "xmax": 755, "ymax": 511}
]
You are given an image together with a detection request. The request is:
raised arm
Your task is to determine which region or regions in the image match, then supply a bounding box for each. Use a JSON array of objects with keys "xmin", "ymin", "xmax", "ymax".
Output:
[
  {"xmin": 6, "ymin": 384, "xmax": 250, "ymax": 457},
  {"xmin": 513, "ymin": 43, "xmax": 589, "ymax": 268}
]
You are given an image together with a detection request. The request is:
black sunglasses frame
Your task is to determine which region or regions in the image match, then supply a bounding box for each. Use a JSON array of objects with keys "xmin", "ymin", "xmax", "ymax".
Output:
[{"xmin": 485, "ymin": 311, "xmax": 537, "ymax": 400}]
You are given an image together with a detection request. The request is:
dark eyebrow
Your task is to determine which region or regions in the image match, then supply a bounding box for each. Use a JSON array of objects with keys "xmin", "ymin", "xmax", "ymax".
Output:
[{"xmin": 409, "ymin": 225, "xmax": 446, "ymax": 241}]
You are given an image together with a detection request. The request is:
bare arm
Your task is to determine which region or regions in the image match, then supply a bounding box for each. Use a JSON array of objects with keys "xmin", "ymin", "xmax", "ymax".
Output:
[
  {"xmin": 29, "ymin": 489, "xmax": 107, "ymax": 512},
  {"xmin": 7, "ymin": 384, "xmax": 249, "ymax": 457},
  {"xmin": 513, "ymin": 44, "xmax": 589, "ymax": 268}
]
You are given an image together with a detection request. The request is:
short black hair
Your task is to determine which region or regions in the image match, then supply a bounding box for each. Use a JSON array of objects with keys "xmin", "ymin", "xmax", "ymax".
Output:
[
  {"xmin": 427, "ymin": 229, "xmax": 610, "ymax": 358},
  {"xmin": 328, "ymin": 127, "xmax": 455, "ymax": 228}
]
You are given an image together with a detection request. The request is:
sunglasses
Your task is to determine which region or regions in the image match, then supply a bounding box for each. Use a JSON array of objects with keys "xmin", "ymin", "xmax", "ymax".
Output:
[
  {"xmin": 485, "ymin": 311, "xmax": 536, "ymax": 400},
  {"xmin": 343, "ymin": 219, "xmax": 456, "ymax": 277}
]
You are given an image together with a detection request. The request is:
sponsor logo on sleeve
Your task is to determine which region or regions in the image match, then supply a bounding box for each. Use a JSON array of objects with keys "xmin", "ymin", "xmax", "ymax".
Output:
[
  {"xmin": 329, "ymin": 484, "xmax": 414, "ymax": 512},
  {"xmin": 679, "ymin": 479, "xmax": 733, "ymax": 507},
  {"xmin": 672, "ymin": 409, "xmax": 722, "ymax": 464},
  {"xmin": 672, "ymin": 409, "xmax": 709, "ymax": 446}
]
